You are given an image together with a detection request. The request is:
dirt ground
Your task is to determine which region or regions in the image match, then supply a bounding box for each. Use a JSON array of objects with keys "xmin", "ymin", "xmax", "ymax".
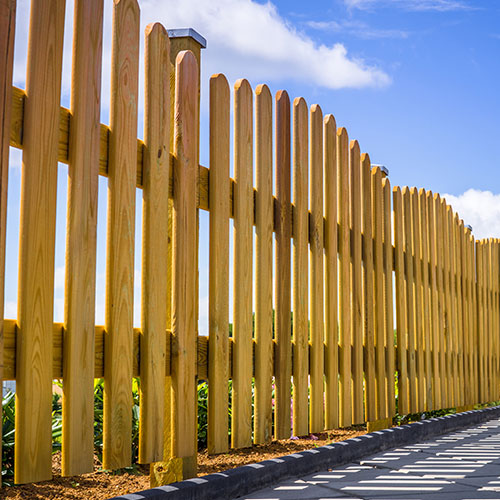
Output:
[{"xmin": 3, "ymin": 426, "xmax": 366, "ymax": 499}]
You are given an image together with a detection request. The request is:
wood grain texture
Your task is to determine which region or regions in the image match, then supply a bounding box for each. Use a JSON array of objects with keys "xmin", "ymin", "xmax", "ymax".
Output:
[
  {"xmin": 418, "ymin": 189, "xmax": 431, "ymax": 411},
  {"xmin": 383, "ymin": 178, "xmax": 395, "ymax": 417},
  {"xmin": 393, "ymin": 187, "xmax": 408, "ymax": 415},
  {"xmin": 208, "ymin": 73, "xmax": 230, "ymax": 453},
  {"xmin": 485, "ymin": 239, "xmax": 492, "ymax": 401},
  {"xmin": 441, "ymin": 200, "xmax": 453, "ymax": 408},
  {"xmin": 471, "ymin": 234, "xmax": 478, "ymax": 403},
  {"xmin": 466, "ymin": 231, "xmax": 475, "ymax": 403},
  {"xmin": 455, "ymin": 217, "xmax": 465, "ymax": 406},
  {"xmin": 337, "ymin": 127, "xmax": 352, "ymax": 427},
  {"xmin": 324, "ymin": 115, "xmax": 338, "ymax": 430},
  {"xmin": 139, "ymin": 23, "xmax": 170, "ymax": 464},
  {"xmin": 459, "ymin": 221, "xmax": 469, "ymax": 405},
  {"xmin": 410, "ymin": 188, "xmax": 424, "ymax": 412},
  {"xmin": 62, "ymin": 0, "xmax": 103, "ymax": 476},
  {"xmin": 448, "ymin": 209, "xmax": 459, "ymax": 407},
  {"xmin": 309, "ymin": 104, "xmax": 324, "ymax": 433},
  {"xmin": 292, "ymin": 97, "xmax": 309, "ymax": 437},
  {"xmin": 0, "ymin": 0, "xmax": 15, "ymax": 486},
  {"xmin": 480, "ymin": 239, "xmax": 487, "ymax": 402},
  {"xmin": 103, "ymin": 0, "xmax": 140, "ymax": 471},
  {"xmin": 363, "ymin": 156, "xmax": 376, "ymax": 420},
  {"xmin": 402, "ymin": 187, "xmax": 417, "ymax": 414},
  {"xmin": 427, "ymin": 191, "xmax": 440, "ymax": 410},
  {"xmin": 170, "ymin": 50, "xmax": 199, "ymax": 476},
  {"xmin": 471, "ymin": 233, "xmax": 478, "ymax": 403},
  {"xmin": 254, "ymin": 84, "xmax": 273, "ymax": 444},
  {"xmin": 372, "ymin": 168, "xmax": 386, "ymax": 419},
  {"xmin": 434, "ymin": 194, "xmax": 446, "ymax": 408},
  {"xmin": 350, "ymin": 140, "xmax": 363, "ymax": 424},
  {"xmin": 274, "ymin": 90, "xmax": 292, "ymax": 439},
  {"xmin": 15, "ymin": 0, "xmax": 65, "ymax": 484},
  {"xmin": 232, "ymin": 79, "xmax": 253, "ymax": 448}
]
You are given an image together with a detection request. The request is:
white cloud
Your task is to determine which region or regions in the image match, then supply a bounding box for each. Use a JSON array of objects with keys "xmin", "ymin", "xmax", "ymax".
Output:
[
  {"xmin": 307, "ymin": 19, "xmax": 409, "ymax": 39},
  {"xmin": 140, "ymin": 0, "xmax": 390, "ymax": 90},
  {"xmin": 344, "ymin": 0, "xmax": 472, "ymax": 11},
  {"xmin": 4, "ymin": 301, "xmax": 17, "ymax": 319},
  {"xmin": 442, "ymin": 189, "xmax": 500, "ymax": 240}
]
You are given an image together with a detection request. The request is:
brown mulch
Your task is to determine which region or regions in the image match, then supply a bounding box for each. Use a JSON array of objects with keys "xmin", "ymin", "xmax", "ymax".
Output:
[{"xmin": 3, "ymin": 426, "xmax": 366, "ymax": 499}]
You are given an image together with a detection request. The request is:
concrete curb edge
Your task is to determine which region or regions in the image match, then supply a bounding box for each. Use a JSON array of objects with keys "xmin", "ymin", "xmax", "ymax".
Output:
[{"xmin": 110, "ymin": 406, "xmax": 500, "ymax": 500}]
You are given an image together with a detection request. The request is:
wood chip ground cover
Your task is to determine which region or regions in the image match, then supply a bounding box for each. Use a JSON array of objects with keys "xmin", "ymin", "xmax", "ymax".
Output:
[{"xmin": 3, "ymin": 426, "xmax": 366, "ymax": 499}]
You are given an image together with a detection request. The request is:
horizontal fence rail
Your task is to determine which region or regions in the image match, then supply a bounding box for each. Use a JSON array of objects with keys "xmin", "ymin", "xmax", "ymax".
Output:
[{"xmin": 1, "ymin": 0, "xmax": 500, "ymax": 487}]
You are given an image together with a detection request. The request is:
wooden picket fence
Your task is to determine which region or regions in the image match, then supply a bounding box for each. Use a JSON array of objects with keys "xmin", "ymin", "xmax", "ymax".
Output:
[{"xmin": 1, "ymin": 0, "xmax": 499, "ymax": 487}]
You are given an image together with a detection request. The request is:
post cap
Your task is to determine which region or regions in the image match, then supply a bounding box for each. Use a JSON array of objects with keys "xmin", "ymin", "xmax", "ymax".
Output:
[
  {"xmin": 167, "ymin": 28, "xmax": 207, "ymax": 49},
  {"xmin": 372, "ymin": 164, "xmax": 389, "ymax": 177}
]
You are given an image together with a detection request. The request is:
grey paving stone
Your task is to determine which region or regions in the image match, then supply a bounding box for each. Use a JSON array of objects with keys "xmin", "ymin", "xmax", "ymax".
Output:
[{"xmin": 235, "ymin": 418, "xmax": 500, "ymax": 500}]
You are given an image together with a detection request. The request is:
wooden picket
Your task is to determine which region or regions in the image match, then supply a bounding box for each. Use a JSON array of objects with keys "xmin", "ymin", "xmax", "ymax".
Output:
[
  {"xmin": 292, "ymin": 96, "xmax": 308, "ymax": 438},
  {"xmin": 15, "ymin": 0, "xmax": 65, "ymax": 483},
  {"xmin": 0, "ymin": 0, "xmax": 15, "ymax": 487},
  {"xmin": 63, "ymin": 0, "xmax": 104, "ymax": 475},
  {"xmin": 324, "ymin": 114, "xmax": 339, "ymax": 430},
  {"xmin": 274, "ymin": 90, "xmax": 292, "ymax": 440},
  {"xmin": 309, "ymin": 104, "xmax": 324, "ymax": 433},
  {"xmin": 207, "ymin": 73, "xmax": 230, "ymax": 454},
  {"xmin": 338, "ymin": 127, "xmax": 352, "ymax": 427},
  {"xmin": 351, "ymin": 140, "xmax": 364, "ymax": 425},
  {"xmin": 4, "ymin": 0, "xmax": 500, "ymax": 486},
  {"xmin": 254, "ymin": 84, "xmax": 273, "ymax": 444},
  {"xmin": 232, "ymin": 78, "xmax": 253, "ymax": 448}
]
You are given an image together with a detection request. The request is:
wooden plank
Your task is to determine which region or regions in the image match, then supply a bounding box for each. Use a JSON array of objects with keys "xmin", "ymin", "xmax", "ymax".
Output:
[
  {"xmin": 324, "ymin": 115, "xmax": 338, "ymax": 430},
  {"xmin": 372, "ymin": 168, "xmax": 386, "ymax": 419},
  {"xmin": 393, "ymin": 187, "xmax": 408, "ymax": 415},
  {"xmin": 494, "ymin": 241, "xmax": 500, "ymax": 400},
  {"xmin": 434, "ymin": 194, "xmax": 446, "ymax": 408},
  {"xmin": 466, "ymin": 228, "xmax": 473, "ymax": 404},
  {"xmin": 455, "ymin": 217, "xmax": 465, "ymax": 407},
  {"xmin": 350, "ymin": 140, "xmax": 363, "ymax": 424},
  {"xmin": 0, "ymin": 0, "xmax": 15, "ymax": 486},
  {"xmin": 459, "ymin": 222, "xmax": 470, "ymax": 405},
  {"xmin": 442, "ymin": 200, "xmax": 453, "ymax": 408},
  {"xmin": 402, "ymin": 187, "xmax": 417, "ymax": 414},
  {"xmin": 62, "ymin": 0, "xmax": 103, "ymax": 476},
  {"xmin": 448, "ymin": 208, "xmax": 459, "ymax": 407},
  {"xmin": 102, "ymin": 0, "xmax": 140, "ymax": 471},
  {"xmin": 274, "ymin": 90, "xmax": 292, "ymax": 439},
  {"xmin": 15, "ymin": 0, "xmax": 65, "ymax": 484},
  {"xmin": 465, "ymin": 231, "xmax": 473, "ymax": 404},
  {"xmin": 363, "ymin": 154, "xmax": 375, "ymax": 421},
  {"xmin": 310, "ymin": 104, "xmax": 324, "ymax": 433},
  {"xmin": 170, "ymin": 50, "xmax": 199, "ymax": 478},
  {"xmin": 427, "ymin": 191, "xmax": 440, "ymax": 410},
  {"xmin": 254, "ymin": 84, "xmax": 273, "ymax": 444},
  {"xmin": 383, "ymin": 178, "xmax": 395, "ymax": 418},
  {"xmin": 418, "ymin": 189, "xmax": 431, "ymax": 411},
  {"xmin": 486, "ymin": 239, "xmax": 493, "ymax": 401},
  {"xmin": 491, "ymin": 240, "xmax": 497, "ymax": 401},
  {"xmin": 476, "ymin": 241, "xmax": 484, "ymax": 402},
  {"xmin": 208, "ymin": 73, "xmax": 230, "ymax": 453},
  {"xmin": 232, "ymin": 79, "xmax": 253, "ymax": 448},
  {"xmin": 138, "ymin": 23, "xmax": 170, "ymax": 465},
  {"xmin": 471, "ymin": 234, "xmax": 478, "ymax": 403},
  {"xmin": 337, "ymin": 127, "xmax": 352, "ymax": 427},
  {"xmin": 485, "ymin": 239, "xmax": 490, "ymax": 402},
  {"xmin": 410, "ymin": 188, "xmax": 424, "ymax": 412},
  {"xmin": 292, "ymin": 96, "xmax": 309, "ymax": 437}
]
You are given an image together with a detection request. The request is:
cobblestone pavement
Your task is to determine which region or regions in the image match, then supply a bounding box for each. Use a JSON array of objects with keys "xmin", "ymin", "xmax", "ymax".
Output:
[{"xmin": 235, "ymin": 418, "xmax": 500, "ymax": 500}]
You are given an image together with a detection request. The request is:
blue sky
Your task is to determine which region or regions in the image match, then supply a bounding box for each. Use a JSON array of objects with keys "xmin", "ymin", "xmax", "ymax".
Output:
[{"xmin": 5, "ymin": 0, "xmax": 500, "ymax": 331}]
